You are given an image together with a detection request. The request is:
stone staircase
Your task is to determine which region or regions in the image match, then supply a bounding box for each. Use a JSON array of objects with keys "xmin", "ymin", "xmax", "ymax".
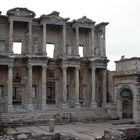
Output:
[{"xmin": 0, "ymin": 108, "xmax": 110, "ymax": 127}]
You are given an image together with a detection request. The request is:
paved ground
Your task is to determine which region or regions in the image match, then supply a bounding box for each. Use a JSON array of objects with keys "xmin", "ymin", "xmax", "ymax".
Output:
[{"xmin": 7, "ymin": 120, "xmax": 136, "ymax": 140}]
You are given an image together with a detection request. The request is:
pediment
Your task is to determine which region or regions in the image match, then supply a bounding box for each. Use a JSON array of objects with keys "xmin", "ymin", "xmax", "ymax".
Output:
[
  {"xmin": 73, "ymin": 16, "xmax": 95, "ymax": 24},
  {"xmin": 7, "ymin": 7, "xmax": 36, "ymax": 18},
  {"xmin": 40, "ymin": 11, "xmax": 69, "ymax": 24}
]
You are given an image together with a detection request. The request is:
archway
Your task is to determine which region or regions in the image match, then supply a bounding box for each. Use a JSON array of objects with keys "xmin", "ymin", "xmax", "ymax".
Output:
[{"xmin": 120, "ymin": 88, "xmax": 133, "ymax": 118}]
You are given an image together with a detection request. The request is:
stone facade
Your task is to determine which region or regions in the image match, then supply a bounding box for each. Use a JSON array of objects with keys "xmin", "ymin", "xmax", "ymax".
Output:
[
  {"xmin": 108, "ymin": 56, "xmax": 140, "ymax": 123},
  {"xmin": 0, "ymin": 7, "xmax": 139, "ymax": 124},
  {"xmin": 0, "ymin": 7, "xmax": 108, "ymax": 112}
]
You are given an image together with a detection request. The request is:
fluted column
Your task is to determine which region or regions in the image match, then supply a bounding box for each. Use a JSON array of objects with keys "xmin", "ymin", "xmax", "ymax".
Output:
[
  {"xmin": 75, "ymin": 67, "xmax": 80, "ymax": 108},
  {"xmin": 7, "ymin": 64, "xmax": 13, "ymax": 112},
  {"xmin": 91, "ymin": 67, "xmax": 97, "ymax": 108},
  {"xmin": 75, "ymin": 26, "xmax": 79, "ymax": 55},
  {"xmin": 62, "ymin": 24, "xmax": 66, "ymax": 55},
  {"xmin": 27, "ymin": 64, "xmax": 33, "ymax": 110},
  {"xmin": 28, "ymin": 21, "xmax": 32, "ymax": 53},
  {"xmin": 41, "ymin": 65, "xmax": 47, "ymax": 110},
  {"xmin": 91, "ymin": 27, "xmax": 95, "ymax": 55},
  {"xmin": 9, "ymin": 19, "xmax": 13, "ymax": 53},
  {"xmin": 102, "ymin": 69, "xmax": 107, "ymax": 107},
  {"xmin": 43, "ymin": 22, "xmax": 47, "ymax": 54},
  {"xmin": 62, "ymin": 66, "xmax": 67, "ymax": 103}
]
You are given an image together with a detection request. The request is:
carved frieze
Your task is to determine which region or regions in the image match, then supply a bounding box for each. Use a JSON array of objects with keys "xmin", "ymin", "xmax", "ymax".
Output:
[{"xmin": 7, "ymin": 7, "xmax": 36, "ymax": 18}]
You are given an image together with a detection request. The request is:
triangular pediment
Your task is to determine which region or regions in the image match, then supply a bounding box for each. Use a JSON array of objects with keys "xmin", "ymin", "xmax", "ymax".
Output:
[
  {"xmin": 73, "ymin": 16, "xmax": 95, "ymax": 24},
  {"xmin": 40, "ymin": 11, "xmax": 69, "ymax": 24}
]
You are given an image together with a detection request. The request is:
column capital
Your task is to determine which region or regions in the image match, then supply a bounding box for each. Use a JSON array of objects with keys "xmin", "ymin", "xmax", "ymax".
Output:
[
  {"xmin": 75, "ymin": 66, "xmax": 80, "ymax": 70},
  {"xmin": 28, "ymin": 64, "xmax": 32, "ymax": 69},
  {"xmin": 8, "ymin": 64, "xmax": 13, "ymax": 68},
  {"xmin": 62, "ymin": 66, "xmax": 67, "ymax": 70},
  {"xmin": 42, "ymin": 65, "xmax": 47, "ymax": 69}
]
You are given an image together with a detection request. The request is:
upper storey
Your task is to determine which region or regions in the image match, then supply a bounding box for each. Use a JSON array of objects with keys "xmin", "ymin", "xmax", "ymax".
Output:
[
  {"xmin": 115, "ymin": 56, "xmax": 140, "ymax": 72},
  {"xmin": 0, "ymin": 7, "xmax": 108, "ymax": 59}
]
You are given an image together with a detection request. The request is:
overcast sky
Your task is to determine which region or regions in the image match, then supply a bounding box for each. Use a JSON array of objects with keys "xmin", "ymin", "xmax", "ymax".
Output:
[{"xmin": 0, "ymin": 0, "xmax": 140, "ymax": 70}]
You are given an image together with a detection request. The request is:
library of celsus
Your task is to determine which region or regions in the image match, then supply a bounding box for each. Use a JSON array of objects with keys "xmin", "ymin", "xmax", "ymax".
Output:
[{"xmin": 0, "ymin": 7, "xmax": 140, "ymax": 124}]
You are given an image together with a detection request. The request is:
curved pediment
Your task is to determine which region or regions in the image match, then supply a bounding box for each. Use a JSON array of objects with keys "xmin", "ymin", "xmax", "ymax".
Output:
[{"xmin": 7, "ymin": 7, "xmax": 36, "ymax": 18}]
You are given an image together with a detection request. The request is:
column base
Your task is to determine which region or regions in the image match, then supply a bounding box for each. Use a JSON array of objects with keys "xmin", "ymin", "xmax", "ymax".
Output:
[
  {"xmin": 61, "ymin": 103, "xmax": 68, "ymax": 109},
  {"xmin": 102, "ymin": 102, "xmax": 107, "ymax": 108},
  {"xmin": 75, "ymin": 102, "xmax": 81, "ymax": 109},
  {"xmin": 90, "ymin": 102, "xmax": 97, "ymax": 109},
  {"xmin": 27, "ymin": 104, "xmax": 33, "ymax": 111},
  {"xmin": 7, "ymin": 105, "xmax": 13, "ymax": 112},
  {"xmin": 42, "ymin": 104, "xmax": 47, "ymax": 110}
]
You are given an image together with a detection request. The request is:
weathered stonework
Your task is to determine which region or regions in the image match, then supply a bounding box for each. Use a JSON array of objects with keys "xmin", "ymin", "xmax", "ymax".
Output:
[{"xmin": 0, "ymin": 7, "xmax": 139, "ymax": 125}]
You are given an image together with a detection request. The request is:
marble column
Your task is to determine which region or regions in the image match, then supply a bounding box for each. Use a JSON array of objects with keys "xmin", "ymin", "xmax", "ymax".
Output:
[
  {"xmin": 7, "ymin": 64, "xmax": 13, "ymax": 112},
  {"xmin": 62, "ymin": 24, "xmax": 66, "ymax": 55},
  {"xmin": 91, "ymin": 27, "xmax": 95, "ymax": 55},
  {"xmin": 100, "ymin": 31, "xmax": 106, "ymax": 57},
  {"xmin": 28, "ymin": 21, "xmax": 32, "ymax": 53},
  {"xmin": 43, "ymin": 22, "xmax": 47, "ymax": 54},
  {"xmin": 27, "ymin": 64, "xmax": 33, "ymax": 110},
  {"xmin": 9, "ymin": 19, "xmax": 13, "ymax": 53},
  {"xmin": 62, "ymin": 66, "xmax": 67, "ymax": 107},
  {"xmin": 75, "ymin": 26, "xmax": 79, "ymax": 55},
  {"xmin": 90, "ymin": 67, "xmax": 97, "ymax": 108},
  {"xmin": 102, "ymin": 69, "xmax": 107, "ymax": 107},
  {"xmin": 41, "ymin": 65, "xmax": 47, "ymax": 110},
  {"xmin": 75, "ymin": 67, "xmax": 80, "ymax": 108}
]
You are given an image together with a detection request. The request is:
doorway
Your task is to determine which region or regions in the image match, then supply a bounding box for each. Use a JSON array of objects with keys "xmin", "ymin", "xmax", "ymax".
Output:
[
  {"xmin": 120, "ymin": 88, "xmax": 133, "ymax": 118},
  {"xmin": 12, "ymin": 87, "xmax": 22, "ymax": 105}
]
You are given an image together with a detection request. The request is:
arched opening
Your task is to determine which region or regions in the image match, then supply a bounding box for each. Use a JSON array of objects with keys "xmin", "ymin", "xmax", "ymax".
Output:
[
  {"xmin": 120, "ymin": 88, "xmax": 133, "ymax": 118},
  {"xmin": 122, "ymin": 100, "xmax": 133, "ymax": 118}
]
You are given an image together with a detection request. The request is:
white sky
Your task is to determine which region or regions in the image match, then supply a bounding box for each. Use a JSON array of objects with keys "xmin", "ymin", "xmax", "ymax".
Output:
[{"xmin": 1, "ymin": 0, "xmax": 140, "ymax": 70}]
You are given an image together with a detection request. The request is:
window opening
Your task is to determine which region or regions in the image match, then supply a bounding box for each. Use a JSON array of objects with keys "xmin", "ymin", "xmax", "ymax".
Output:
[
  {"xmin": 13, "ymin": 42, "xmax": 22, "ymax": 54},
  {"xmin": 79, "ymin": 46, "xmax": 83, "ymax": 57},
  {"xmin": 46, "ymin": 44, "xmax": 55, "ymax": 58}
]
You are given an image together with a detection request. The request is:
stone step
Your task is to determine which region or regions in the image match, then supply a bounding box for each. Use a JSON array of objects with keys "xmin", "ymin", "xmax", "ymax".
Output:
[{"xmin": 1, "ymin": 108, "xmax": 110, "ymax": 126}]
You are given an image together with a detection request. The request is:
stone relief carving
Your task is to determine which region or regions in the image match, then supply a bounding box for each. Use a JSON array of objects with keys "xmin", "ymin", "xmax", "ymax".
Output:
[{"xmin": 7, "ymin": 7, "xmax": 36, "ymax": 18}]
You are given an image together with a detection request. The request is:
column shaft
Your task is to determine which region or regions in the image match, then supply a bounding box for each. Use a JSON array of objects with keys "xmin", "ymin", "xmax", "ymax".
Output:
[
  {"xmin": 62, "ymin": 25, "xmax": 66, "ymax": 55},
  {"xmin": 75, "ymin": 67, "xmax": 79, "ymax": 102},
  {"xmin": 75, "ymin": 26, "xmax": 79, "ymax": 55},
  {"xmin": 28, "ymin": 21, "xmax": 32, "ymax": 53},
  {"xmin": 102, "ymin": 69, "xmax": 107, "ymax": 106},
  {"xmin": 42, "ymin": 65, "xmax": 47, "ymax": 110},
  {"xmin": 75, "ymin": 67, "xmax": 80, "ymax": 108},
  {"xmin": 91, "ymin": 27, "xmax": 95, "ymax": 55},
  {"xmin": 91, "ymin": 67, "xmax": 97, "ymax": 108},
  {"xmin": 62, "ymin": 67, "xmax": 67, "ymax": 103},
  {"xmin": 43, "ymin": 23, "xmax": 47, "ymax": 53},
  {"xmin": 27, "ymin": 64, "xmax": 33, "ymax": 110},
  {"xmin": 9, "ymin": 20, "xmax": 13, "ymax": 53},
  {"xmin": 7, "ymin": 64, "xmax": 13, "ymax": 112}
]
